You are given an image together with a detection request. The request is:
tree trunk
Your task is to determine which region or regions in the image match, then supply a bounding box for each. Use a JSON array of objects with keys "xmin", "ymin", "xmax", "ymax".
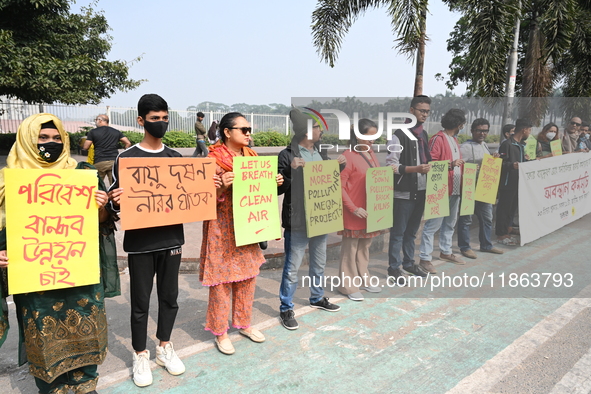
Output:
[{"xmin": 413, "ymin": 10, "xmax": 427, "ymax": 97}]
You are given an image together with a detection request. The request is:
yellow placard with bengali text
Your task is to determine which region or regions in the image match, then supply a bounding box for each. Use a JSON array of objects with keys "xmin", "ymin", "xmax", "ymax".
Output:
[
  {"xmin": 424, "ymin": 161, "xmax": 450, "ymax": 219},
  {"xmin": 460, "ymin": 163, "xmax": 478, "ymax": 215},
  {"xmin": 551, "ymin": 140, "xmax": 563, "ymax": 156},
  {"xmin": 474, "ymin": 154, "xmax": 502, "ymax": 204},
  {"xmin": 5, "ymin": 169, "xmax": 100, "ymax": 294}
]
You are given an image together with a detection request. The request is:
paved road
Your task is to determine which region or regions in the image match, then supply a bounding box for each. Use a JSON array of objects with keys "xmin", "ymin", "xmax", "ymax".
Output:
[{"xmin": 1, "ymin": 212, "xmax": 590, "ymax": 393}]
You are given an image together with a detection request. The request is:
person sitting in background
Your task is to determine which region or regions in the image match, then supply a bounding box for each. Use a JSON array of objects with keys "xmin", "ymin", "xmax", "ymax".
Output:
[{"xmin": 536, "ymin": 123, "xmax": 559, "ymax": 159}]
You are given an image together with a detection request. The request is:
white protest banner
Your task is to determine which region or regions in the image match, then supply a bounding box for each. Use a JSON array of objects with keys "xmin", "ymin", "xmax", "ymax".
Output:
[{"xmin": 518, "ymin": 152, "xmax": 591, "ymax": 245}]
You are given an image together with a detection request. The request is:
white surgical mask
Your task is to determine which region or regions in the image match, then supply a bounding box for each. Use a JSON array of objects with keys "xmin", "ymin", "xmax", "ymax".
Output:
[{"xmin": 546, "ymin": 132, "xmax": 556, "ymax": 140}]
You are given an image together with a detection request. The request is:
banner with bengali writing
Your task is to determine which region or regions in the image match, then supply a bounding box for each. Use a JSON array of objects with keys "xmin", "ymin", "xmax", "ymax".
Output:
[
  {"xmin": 474, "ymin": 154, "xmax": 502, "ymax": 204},
  {"xmin": 366, "ymin": 167, "xmax": 394, "ymax": 233},
  {"xmin": 424, "ymin": 161, "xmax": 450, "ymax": 220},
  {"xmin": 119, "ymin": 157, "xmax": 217, "ymax": 230},
  {"xmin": 518, "ymin": 153, "xmax": 591, "ymax": 245},
  {"xmin": 303, "ymin": 160, "xmax": 344, "ymax": 238},
  {"xmin": 460, "ymin": 163, "xmax": 478, "ymax": 216},
  {"xmin": 5, "ymin": 169, "xmax": 99, "ymax": 294},
  {"xmin": 232, "ymin": 156, "xmax": 281, "ymax": 247}
]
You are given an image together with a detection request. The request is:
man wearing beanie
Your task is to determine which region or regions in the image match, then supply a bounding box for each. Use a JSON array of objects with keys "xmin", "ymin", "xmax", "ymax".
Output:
[{"xmin": 277, "ymin": 108, "xmax": 345, "ymax": 330}]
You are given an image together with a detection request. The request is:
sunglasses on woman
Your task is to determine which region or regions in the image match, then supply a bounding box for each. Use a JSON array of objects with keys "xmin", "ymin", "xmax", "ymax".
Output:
[{"xmin": 229, "ymin": 127, "xmax": 252, "ymax": 135}]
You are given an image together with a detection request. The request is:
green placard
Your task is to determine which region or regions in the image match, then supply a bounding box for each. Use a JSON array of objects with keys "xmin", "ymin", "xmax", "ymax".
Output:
[
  {"xmin": 303, "ymin": 160, "xmax": 344, "ymax": 238},
  {"xmin": 366, "ymin": 167, "xmax": 394, "ymax": 233},
  {"xmin": 460, "ymin": 163, "xmax": 478, "ymax": 216},
  {"xmin": 232, "ymin": 156, "xmax": 281, "ymax": 247},
  {"xmin": 551, "ymin": 140, "xmax": 562, "ymax": 156},
  {"xmin": 424, "ymin": 161, "xmax": 450, "ymax": 220},
  {"xmin": 524, "ymin": 136, "xmax": 537, "ymax": 160}
]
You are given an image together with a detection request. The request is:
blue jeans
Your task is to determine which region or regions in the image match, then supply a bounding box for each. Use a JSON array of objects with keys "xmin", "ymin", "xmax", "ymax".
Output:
[
  {"xmin": 419, "ymin": 194, "xmax": 461, "ymax": 261},
  {"xmin": 388, "ymin": 193, "xmax": 425, "ymax": 271},
  {"xmin": 279, "ymin": 229, "xmax": 327, "ymax": 312},
  {"xmin": 457, "ymin": 201, "xmax": 494, "ymax": 251}
]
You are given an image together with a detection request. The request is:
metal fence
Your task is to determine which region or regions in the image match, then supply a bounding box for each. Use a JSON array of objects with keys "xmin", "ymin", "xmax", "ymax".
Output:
[{"xmin": 0, "ymin": 100, "xmax": 291, "ymax": 135}]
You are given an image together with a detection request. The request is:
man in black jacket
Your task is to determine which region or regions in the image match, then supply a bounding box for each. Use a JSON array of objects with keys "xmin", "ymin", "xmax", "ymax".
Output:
[
  {"xmin": 385, "ymin": 96, "xmax": 432, "ymax": 281},
  {"xmin": 277, "ymin": 108, "xmax": 345, "ymax": 330},
  {"xmin": 495, "ymin": 118, "xmax": 532, "ymax": 245}
]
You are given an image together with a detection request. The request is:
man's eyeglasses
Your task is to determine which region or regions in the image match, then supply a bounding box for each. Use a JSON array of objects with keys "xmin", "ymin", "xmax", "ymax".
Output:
[
  {"xmin": 229, "ymin": 127, "xmax": 252, "ymax": 135},
  {"xmin": 413, "ymin": 108, "xmax": 430, "ymax": 115},
  {"xmin": 570, "ymin": 121, "xmax": 582, "ymax": 126},
  {"xmin": 474, "ymin": 129, "xmax": 489, "ymax": 134}
]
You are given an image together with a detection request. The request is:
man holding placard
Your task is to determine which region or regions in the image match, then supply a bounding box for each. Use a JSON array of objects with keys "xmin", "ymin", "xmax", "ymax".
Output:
[
  {"xmin": 109, "ymin": 94, "xmax": 187, "ymax": 387},
  {"xmin": 457, "ymin": 119, "xmax": 504, "ymax": 258},
  {"xmin": 277, "ymin": 108, "xmax": 346, "ymax": 330},
  {"xmin": 386, "ymin": 95, "xmax": 432, "ymax": 281},
  {"xmin": 419, "ymin": 109, "xmax": 466, "ymax": 270},
  {"xmin": 496, "ymin": 118, "xmax": 532, "ymax": 245}
]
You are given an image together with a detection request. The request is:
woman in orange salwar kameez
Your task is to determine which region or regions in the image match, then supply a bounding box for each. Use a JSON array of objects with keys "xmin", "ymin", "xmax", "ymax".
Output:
[{"xmin": 200, "ymin": 112, "xmax": 283, "ymax": 355}]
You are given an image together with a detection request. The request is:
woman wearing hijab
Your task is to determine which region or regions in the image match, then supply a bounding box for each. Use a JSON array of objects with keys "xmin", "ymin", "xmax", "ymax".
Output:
[
  {"xmin": 0, "ymin": 113, "xmax": 113, "ymax": 394},
  {"xmin": 200, "ymin": 112, "xmax": 283, "ymax": 355}
]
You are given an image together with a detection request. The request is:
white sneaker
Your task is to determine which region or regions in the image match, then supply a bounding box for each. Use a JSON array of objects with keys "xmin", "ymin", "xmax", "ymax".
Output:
[
  {"xmin": 132, "ymin": 350, "xmax": 153, "ymax": 387},
  {"xmin": 156, "ymin": 342, "xmax": 185, "ymax": 376}
]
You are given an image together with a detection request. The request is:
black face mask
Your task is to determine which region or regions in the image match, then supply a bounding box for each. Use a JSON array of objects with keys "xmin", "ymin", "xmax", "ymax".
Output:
[
  {"xmin": 38, "ymin": 142, "xmax": 63, "ymax": 163},
  {"xmin": 143, "ymin": 120, "xmax": 168, "ymax": 139}
]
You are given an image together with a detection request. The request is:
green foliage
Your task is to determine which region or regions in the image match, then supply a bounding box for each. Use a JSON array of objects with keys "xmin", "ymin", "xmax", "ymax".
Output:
[
  {"xmin": 121, "ymin": 131, "xmax": 143, "ymax": 146},
  {"xmin": 162, "ymin": 131, "xmax": 196, "ymax": 148},
  {"xmin": 68, "ymin": 131, "xmax": 86, "ymax": 152},
  {"xmin": 319, "ymin": 133, "xmax": 342, "ymax": 145},
  {"xmin": 485, "ymin": 134, "xmax": 500, "ymax": 143},
  {"xmin": 0, "ymin": 0, "xmax": 141, "ymax": 104},
  {"xmin": 252, "ymin": 131, "xmax": 290, "ymax": 147}
]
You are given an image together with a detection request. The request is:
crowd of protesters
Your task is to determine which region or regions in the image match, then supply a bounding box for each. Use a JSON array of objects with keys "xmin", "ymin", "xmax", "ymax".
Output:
[{"xmin": 0, "ymin": 93, "xmax": 588, "ymax": 392}]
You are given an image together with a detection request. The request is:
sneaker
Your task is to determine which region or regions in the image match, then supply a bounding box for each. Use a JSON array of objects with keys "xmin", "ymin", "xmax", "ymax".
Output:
[
  {"xmin": 132, "ymin": 350, "xmax": 153, "ymax": 387},
  {"xmin": 403, "ymin": 264, "xmax": 428, "ymax": 277},
  {"xmin": 387, "ymin": 268, "xmax": 408, "ymax": 286},
  {"xmin": 156, "ymin": 342, "xmax": 185, "ymax": 376},
  {"xmin": 497, "ymin": 236, "xmax": 517, "ymax": 246},
  {"xmin": 347, "ymin": 292, "xmax": 364, "ymax": 301},
  {"xmin": 310, "ymin": 297, "xmax": 341, "ymax": 312},
  {"xmin": 439, "ymin": 253, "xmax": 466, "ymax": 265},
  {"xmin": 480, "ymin": 247, "xmax": 504, "ymax": 254},
  {"xmin": 280, "ymin": 310, "xmax": 299, "ymax": 330},
  {"xmin": 461, "ymin": 249, "xmax": 477, "ymax": 259},
  {"xmin": 360, "ymin": 286, "xmax": 382, "ymax": 293},
  {"xmin": 419, "ymin": 259, "xmax": 437, "ymax": 274}
]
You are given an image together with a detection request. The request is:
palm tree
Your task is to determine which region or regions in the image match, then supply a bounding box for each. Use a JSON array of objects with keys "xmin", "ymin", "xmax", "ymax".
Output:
[
  {"xmin": 443, "ymin": 0, "xmax": 591, "ymax": 123},
  {"xmin": 311, "ymin": 0, "xmax": 429, "ymax": 96}
]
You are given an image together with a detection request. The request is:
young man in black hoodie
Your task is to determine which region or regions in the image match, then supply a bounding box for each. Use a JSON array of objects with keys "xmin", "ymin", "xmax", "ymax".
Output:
[
  {"xmin": 495, "ymin": 118, "xmax": 532, "ymax": 245},
  {"xmin": 109, "ymin": 94, "xmax": 185, "ymax": 387},
  {"xmin": 276, "ymin": 108, "xmax": 345, "ymax": 330}
]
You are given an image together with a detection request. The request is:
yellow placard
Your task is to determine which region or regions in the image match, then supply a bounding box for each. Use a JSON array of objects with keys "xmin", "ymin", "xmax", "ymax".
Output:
[
  {"xmin": 5, "ymin": 169, "xmax": 100, "ymax": 294},
  {"xmin": 474, "ymin": 154, "xmax": 502, "ymax": 204},
  {"xmin": 303, "ymin": 160, "xmax": 344, "ymax": 238},
  {"xmin": 551, "ymin": 140, "xmax": 563, "ymax": 156},
  {"xmin": 424, "ymin": 161, "xmax": 450, "ymax": 220}
]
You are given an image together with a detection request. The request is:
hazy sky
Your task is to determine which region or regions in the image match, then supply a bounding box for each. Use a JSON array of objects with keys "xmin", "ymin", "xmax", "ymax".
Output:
[{"xmin": 76, "ymin": 0, "xmax": 466, "ymax": 110}]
